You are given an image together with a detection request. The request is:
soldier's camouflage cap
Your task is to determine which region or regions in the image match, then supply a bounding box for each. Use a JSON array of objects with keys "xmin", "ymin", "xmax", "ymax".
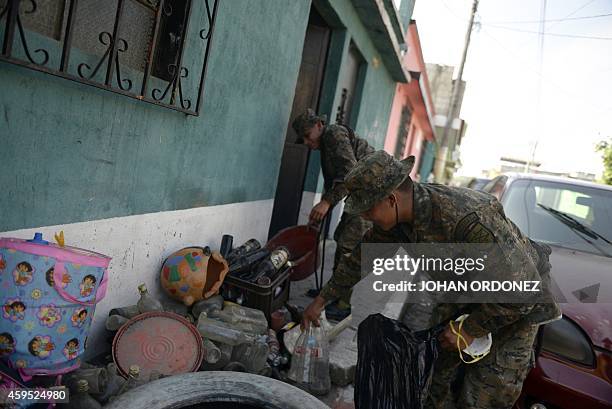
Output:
[
  {"xmin": 344, "ymin": 150, "xmax": 415, "ymax": 215},
  {"xmin": 291, "ymin": 108, "xmax": 327, "ymax": 143}
]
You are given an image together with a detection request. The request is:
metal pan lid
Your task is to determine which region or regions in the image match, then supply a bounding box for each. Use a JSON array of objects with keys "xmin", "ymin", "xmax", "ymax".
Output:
[{"xmin": 112, "ymin": 311, "xmax": 203, "ymax": 379}]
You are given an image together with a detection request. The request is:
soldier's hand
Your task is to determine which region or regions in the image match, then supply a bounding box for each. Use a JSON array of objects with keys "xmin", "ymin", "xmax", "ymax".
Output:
[
  {"xmin": 439, "ymin": 323, "xmax": 475, "ymax": 351},
  {"xmin": 302, "ymin": 296, "xmax": 326, "ymax": 329},
  {"xmin": 309, "ymin": 200, "xmax": 331, "ymax": 224}
]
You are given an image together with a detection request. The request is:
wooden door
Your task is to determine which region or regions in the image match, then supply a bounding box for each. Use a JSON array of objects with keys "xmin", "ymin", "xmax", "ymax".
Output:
[{"xmin": 268, "ymin": 9, "xmax": 330, "ymax": 239}]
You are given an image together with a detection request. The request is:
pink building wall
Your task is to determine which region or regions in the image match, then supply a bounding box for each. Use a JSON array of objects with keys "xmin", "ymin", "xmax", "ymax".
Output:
[{"xmin": 384, "ymin": 21, "xmax": 435, "ymax": 179}]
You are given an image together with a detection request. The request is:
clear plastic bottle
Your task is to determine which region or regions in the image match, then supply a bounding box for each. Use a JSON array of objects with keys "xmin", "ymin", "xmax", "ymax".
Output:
[
  {"xmin": 202, "ymin": 338, "xmax": 221, "ymax": 363},
  {"xmin": 231, "ymin": 335, "xmax": 269, "ymax": 373},
  {"xmin": 161, "ymin": 300, "xmax": 189, "ymax": 318},
  {"xmin": 64, "ymin": 380, "xmax": 102, "ymax": 409},
  {"xmin": 196, "ymin": 314, "xmax": 255, "ymax": 346},
  {"xmin": 208, "ymin": 304, "xmax": 268, "ymax": 334},
  {"xmin": 95, "ymin": 363, "xmax": 125, "ymax": 403},
  {"xmin": 191, "ymin": 295, "xmax": 224, "ymax": 319},
  {"xmin": 223, "ymin": 316, "xmax": 267, "ymax": 335},
  {"xmin": 105, "ymin": 314, "xmax": 129, "ymax": 331},
  {"xmin": 116, "ymin": 365, "xmax": 145, "ymax": 395},
  {"xmin": 200, "ymin": 342, "xmax": 232, "ymax": 371},
  {"xmin": 65, "ymin": 367, "xmax": 108, "ymax": 395},
  {"xmin": 287, "ymin": 327, "xmax": 308, "ymax": 383},
  {"xmin": 308, "ymin": 326, "xmax": 331, "ymax": 396},
  {"xmin": 201, "ymin": 311, "xmax": 266, "ymax": 336},
  {"xmin": 266, "ymin": 329, "xmax": 281, "ymax": 365},
  {"xmin": 108, "ymin": 304, "xmax": 140, "ymax": 319},
  {"xmin": 287, "ymin": 326, "xmax": 330, "ymax": 395},
  {"xmin": 137, "ymin": 284, "xmax": 163, "ymax": 313}
]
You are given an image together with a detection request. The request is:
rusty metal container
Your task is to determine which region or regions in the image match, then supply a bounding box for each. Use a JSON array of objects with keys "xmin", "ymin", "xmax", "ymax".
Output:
[{"xmin": 112, "ymin": 312, "xmax": 203, "ymax": 380}]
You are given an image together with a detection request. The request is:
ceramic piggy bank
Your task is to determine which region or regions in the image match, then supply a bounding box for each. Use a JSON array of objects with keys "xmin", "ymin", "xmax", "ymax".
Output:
[{"xmin": 160, "ymin": 246, "xmax": 228, "ymax": 306}]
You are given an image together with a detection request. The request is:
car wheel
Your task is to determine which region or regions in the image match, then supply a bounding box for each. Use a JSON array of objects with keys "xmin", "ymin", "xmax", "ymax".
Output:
[{"xmin": 102, "ymin": 371, "xmax": 330, "ymax": 409}]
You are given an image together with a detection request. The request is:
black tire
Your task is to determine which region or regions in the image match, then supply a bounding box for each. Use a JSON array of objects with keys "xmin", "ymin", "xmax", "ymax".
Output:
[{"xmin": 103, "ymin": 371, "xmax": 330, "ymax": 409}]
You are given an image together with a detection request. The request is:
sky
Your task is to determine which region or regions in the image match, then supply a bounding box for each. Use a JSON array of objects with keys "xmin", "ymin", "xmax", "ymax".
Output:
[{"xmin": 412, "ymin": 0, "xmax": 612, "ymax": 178}]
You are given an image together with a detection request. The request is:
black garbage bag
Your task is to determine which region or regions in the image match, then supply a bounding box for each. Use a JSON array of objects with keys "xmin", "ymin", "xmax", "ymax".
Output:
[{"xmin": 355, "ymin": 314, "xmax": 441, "ymax": 409}]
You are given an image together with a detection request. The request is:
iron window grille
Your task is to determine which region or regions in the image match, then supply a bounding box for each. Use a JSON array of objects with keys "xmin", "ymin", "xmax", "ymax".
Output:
[{"xmin": 0, "ymin": 0, "xmax": 218, "ymax": 116}]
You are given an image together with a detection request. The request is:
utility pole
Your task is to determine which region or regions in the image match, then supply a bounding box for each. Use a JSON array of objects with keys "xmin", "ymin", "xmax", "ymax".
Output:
[
  {"xmin": 434, "ymin": 0, "xmax": 479, "ymax": 183},
  {"xmin": 526, "ymin": 0, "xmax": 546, "ymax": 173}
]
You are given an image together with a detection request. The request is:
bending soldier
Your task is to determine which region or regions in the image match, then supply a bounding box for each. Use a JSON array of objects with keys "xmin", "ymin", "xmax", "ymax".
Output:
[
  {"xmin": 303, "ymin": 150, "xmax": 561, "ymax": 409},
  {"xmin": 292, "ymin": 108, "xmax": 374, "ymax": 320}
]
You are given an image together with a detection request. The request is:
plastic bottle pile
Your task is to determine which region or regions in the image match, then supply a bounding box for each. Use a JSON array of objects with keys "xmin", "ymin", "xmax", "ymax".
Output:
[
  {"xmin": 61, "ymin": 281, "xmax": 333, "ymax": 405},
  {"xmin": 2, "ymin": 235, "xmax": 335, "ymax": 405}
]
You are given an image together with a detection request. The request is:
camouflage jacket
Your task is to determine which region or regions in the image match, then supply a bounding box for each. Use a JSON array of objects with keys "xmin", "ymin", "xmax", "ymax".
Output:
[
  {"xmin": 319, "ymin": 182, "xmax": 561, "ymax": 337},
  {"xmin": 320, "ymin": 125, "xmax": 374, "ymax": 207}
]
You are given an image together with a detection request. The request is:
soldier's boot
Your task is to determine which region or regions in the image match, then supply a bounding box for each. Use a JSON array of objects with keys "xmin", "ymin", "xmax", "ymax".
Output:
[
  {"xmin": 325, "ymin": 235, "xmax": 353, "ymax": 321},
  {"xmin": 325, "ymin": 299, "xmax": 351, "ymax": 321}
]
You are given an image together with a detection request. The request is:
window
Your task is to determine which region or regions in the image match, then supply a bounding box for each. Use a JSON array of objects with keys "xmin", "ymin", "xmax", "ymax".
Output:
[
  {"xmin": 501, "ymin": 179, "xmax": 612, "ymax": 257},
  {"xmin": 394, "ymin": 106, "xmax": 412, "ymax": 159},
  {"xmin": 0, "ymin": 0, "xmax": 218, "ymax": 115}
]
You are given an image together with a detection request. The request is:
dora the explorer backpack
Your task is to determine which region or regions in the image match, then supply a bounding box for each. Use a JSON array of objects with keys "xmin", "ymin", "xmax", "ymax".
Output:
[{"xmin": 0, "ymin": 233, "xmax": 111, "ymax": 377}]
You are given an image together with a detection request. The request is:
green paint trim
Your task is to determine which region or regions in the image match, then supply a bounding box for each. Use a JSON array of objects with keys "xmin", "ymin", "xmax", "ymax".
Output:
[
  {"xmin": 0, "ymin": 0, "xmax": 311, "ymax": 232},
  {"xmin": 399, "ymin": 0, "xmax": 416, "ymax": 31},
  {"xmin": 382, "ymin": 0, "xmax": 406, "ymax": 43}
]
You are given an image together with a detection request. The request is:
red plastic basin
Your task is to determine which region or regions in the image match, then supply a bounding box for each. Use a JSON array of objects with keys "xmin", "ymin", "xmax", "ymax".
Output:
[{"xmin": 265, "ymin": 225, "xmax": 319, "ymax": 281}]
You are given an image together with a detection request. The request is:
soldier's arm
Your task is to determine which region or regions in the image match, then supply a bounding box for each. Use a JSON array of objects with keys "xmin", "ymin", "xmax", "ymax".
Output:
[
  {"xmin": 318, "ymin": 225, "xmax": 391, "ymax": 301},
  {"xmin": 455, "ymin": 206, "xmax": 538, "ymax": 338},
  {"xmin": 321, "ymin": 127, "xmax": 357, "ymax": 207}
]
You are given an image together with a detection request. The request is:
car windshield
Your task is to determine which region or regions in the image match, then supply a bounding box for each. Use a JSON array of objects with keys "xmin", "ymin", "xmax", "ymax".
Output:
[{"xmin": 502, "ymin": 179, "xmax": 612, "ymax": 257}]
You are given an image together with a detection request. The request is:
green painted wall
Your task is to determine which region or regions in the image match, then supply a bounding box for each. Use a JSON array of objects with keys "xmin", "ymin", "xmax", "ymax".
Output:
[
  {"xmin": 0, "ymin": 1, "xmax": 311, "ymax": 232},
  {"xmin": 400, "ymin": 0, "xmax": 416, "ymax": 31},
  {"xmin": 303, "ymin": 0, "xmax": 397, "ymax": 192}
]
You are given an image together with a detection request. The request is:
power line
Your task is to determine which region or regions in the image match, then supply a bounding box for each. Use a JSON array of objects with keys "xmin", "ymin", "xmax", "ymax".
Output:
[
  {"xmin": 557, "ymin": 0, "xmax": 599, "ymax": 23},
  {"xmin": 479, "ymin": 27, "xmax": 612, "ymax": 116},
  {"xmin": 514, "ymin": 0, "xmax": 598, "ymax": 49},
  {"xmin": 440, "ymin": 0, "xmax": 465, "ymax": 21},
  {"xmin": 483, "ymin": 23, "xmax": 612, "ymax": 40},
  {"xmin": 485, "ymin": 12, "xmax": 612, "ymax": 25}
]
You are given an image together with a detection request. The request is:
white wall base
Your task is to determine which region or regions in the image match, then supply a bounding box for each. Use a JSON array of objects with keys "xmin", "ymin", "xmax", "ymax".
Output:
[
  {"xmin": 297, "ymin": 191, "xmax": 320, "ymax": 226},
  {"xmin": 0, "ymin": 199, "xmax": 274, "ymax": 357},
  {"xmin": 298, "ymin": 191, "xmax": 344, "ymax": 238}
]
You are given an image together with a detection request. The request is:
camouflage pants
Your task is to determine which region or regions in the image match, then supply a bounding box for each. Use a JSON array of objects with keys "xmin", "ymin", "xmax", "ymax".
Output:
[
  {"xmin": 425, "ymin": 319, "xmax": 538, "ymax": 409},
  {"xmin": 332, "ymin": 211, "xmax": 371, "ymax": 305}
]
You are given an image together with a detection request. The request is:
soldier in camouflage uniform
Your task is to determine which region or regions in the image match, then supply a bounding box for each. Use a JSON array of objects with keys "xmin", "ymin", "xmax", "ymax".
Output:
[
  {"xmin": 303, "ymin": 150, "xmax": 561, "ymax": 409},
  {"xmin": 292, "ymin": 108, "xmax": 374, "ymax": 319}
]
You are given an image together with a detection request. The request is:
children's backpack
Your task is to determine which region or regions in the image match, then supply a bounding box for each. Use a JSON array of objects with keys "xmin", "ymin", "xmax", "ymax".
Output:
[{"xmin": 0, "ymin": 234, "xmax": 111, "ymax": 377}]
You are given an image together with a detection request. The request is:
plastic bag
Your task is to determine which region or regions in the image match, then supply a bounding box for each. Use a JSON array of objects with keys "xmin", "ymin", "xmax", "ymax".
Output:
[{"xmin": 355, "ymin": 314, "xmax": 441, "ymax": 409}]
